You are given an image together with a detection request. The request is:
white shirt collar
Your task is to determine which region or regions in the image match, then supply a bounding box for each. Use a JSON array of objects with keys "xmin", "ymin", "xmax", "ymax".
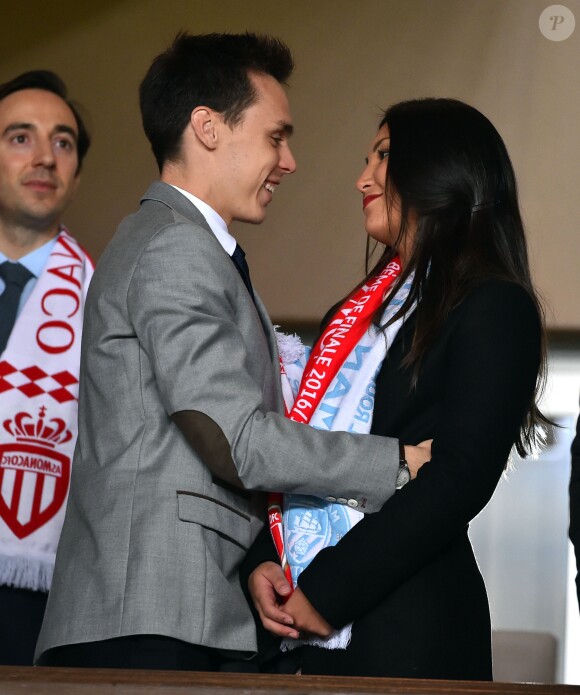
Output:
[{"xmin": 170, "ymin": 185, "xmax": 236, "ymax": 256}]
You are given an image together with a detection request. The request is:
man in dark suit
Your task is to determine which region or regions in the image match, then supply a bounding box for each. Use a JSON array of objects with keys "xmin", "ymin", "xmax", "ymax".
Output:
[
  {"xmin": 36, "ymin": 33, "xmax": 430, "ymax": 671},
  {"xmin": 0, "ymin": 70, "xmax": 92, "ymax": 665},
  {"xmin": 571, "ymin": 406, "xmax": 580, "ymax": 609}
]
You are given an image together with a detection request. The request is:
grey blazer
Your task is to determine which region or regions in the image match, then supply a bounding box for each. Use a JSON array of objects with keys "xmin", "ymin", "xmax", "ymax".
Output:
[{"xmin": 36, "ymin": 182, "xmax": 399, "ymax": 659}]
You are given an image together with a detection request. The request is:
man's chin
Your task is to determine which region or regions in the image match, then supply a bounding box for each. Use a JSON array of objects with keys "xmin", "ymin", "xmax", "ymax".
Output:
[
  {"xmin": 20, "ymin": 206, "xmax": 62, "ymax": 232},
  {"xmin": 235, "ymin": 209, "xmax": 268, "ymax": 225}
]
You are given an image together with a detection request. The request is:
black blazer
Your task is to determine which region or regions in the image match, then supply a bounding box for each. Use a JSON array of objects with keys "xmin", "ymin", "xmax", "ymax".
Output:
[{"xmin": 242, "ymin": 280, "xmax": 542, "ymax": 680}]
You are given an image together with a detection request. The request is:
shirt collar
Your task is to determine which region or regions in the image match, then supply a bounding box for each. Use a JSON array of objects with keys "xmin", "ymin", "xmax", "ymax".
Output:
[
  {"xmin": 0, "ymin": 234, "xmax": 58, "ymax": 278},
  {"xmin": 170, "ymin": 185, "xmax": 237, "ymax": 257}
]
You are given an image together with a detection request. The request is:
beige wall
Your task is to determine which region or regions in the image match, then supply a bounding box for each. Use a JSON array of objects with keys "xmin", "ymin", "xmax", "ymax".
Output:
[{"xmin": 2, "ymin": 0, "xmax": 578, "ymax": 326}]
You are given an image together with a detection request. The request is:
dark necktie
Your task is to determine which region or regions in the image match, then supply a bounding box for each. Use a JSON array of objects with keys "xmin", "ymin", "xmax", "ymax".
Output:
[
  {"xmin": 0, "ymin": 261, "xmax": 33, "ymax": 354},
  {"xmin": 231, "ymin": 244, "xmax": 255, "ymax": 301}
]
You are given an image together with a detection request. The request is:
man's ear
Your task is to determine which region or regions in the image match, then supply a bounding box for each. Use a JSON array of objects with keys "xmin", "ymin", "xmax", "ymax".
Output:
[{"xmin": 191, "ymin": 107, "xmax": 219, "ymax": 150}]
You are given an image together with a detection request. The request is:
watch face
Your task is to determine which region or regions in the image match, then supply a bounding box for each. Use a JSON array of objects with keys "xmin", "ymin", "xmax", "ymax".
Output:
[{"xmin": 396, "ymin": 464, "xmax": 411, "ymax": 489}]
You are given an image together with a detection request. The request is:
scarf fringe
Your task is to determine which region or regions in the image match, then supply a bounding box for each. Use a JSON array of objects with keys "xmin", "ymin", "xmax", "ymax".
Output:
[
  {"xmin": 281, "ymin": 626, "xmax": 353, "ymax": 652},
  {"xmin": 0, "ymin": 553, "xmax": 53, "ymax": 592},
  {"xmin": 274, "ymin": 327, "xmax": 304, "ymax": 365}
]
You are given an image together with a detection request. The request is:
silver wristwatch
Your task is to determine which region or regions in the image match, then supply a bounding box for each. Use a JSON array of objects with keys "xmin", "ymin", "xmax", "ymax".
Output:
[{"xmin": 396, "ymin": 441, "xmax": 411, "ymax": 489}]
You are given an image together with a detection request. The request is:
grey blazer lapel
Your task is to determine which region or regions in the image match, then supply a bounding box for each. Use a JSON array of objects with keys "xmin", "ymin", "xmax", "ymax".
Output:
[
  {"xmin": 142, "ymin": 181, "xmax": 282, "ymax": 391},
  {"xmin": 254, "ymin": 292, "xmax": 281, "ymax": 382}
]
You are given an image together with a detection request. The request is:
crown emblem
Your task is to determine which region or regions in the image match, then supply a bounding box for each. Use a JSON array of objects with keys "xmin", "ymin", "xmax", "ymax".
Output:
[{"xmin": 3, "ymin": 407, "xmax": 73, "ymax": 449}]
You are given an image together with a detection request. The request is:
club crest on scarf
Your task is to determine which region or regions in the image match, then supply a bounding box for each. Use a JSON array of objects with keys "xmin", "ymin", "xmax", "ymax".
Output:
[
  {"xmin": 284, "ymin": 494, "xmax": 351, "ymax": 585},
  {"xmin": 0, "ymin": 407, "xmax": 71, "ymax": 539}
]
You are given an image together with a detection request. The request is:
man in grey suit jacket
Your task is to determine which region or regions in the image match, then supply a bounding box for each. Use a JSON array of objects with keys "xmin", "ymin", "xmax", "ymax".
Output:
[{"xmin": 36, "ymin": 32, "xmax": 429, "ymax": 671}]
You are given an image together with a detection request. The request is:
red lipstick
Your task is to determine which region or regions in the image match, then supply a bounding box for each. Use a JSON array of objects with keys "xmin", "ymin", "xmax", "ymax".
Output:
[{"xmin": 363, "ymin": 194, "xmax": 382, "ymax": 209}]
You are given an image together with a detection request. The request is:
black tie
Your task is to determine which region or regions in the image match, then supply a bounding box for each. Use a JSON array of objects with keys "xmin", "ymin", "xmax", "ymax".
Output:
[
  {"xmin": 0, "ymin": 261, "xmax": 33, "ymax": 354},
  {"xmin": 231, "ymin": 244, "xmax": 255, "ymax": 301}
]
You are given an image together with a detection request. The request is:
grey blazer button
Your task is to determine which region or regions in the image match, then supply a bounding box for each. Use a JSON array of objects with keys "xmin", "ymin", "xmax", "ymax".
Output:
[
  {"xmin": 337, "ymin": 497, "xmax": 347, "ymax": 505},
  {"xmin": 325, "ymin": 496, "xmax": 337, "ymax": 503},
  {"xmin": 347, "ymin": 499, "xmax": 359, "ymax": 508}
]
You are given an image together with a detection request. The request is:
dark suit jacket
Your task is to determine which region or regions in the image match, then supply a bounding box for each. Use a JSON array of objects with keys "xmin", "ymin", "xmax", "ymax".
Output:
[
  {"xmin": 570, "ymin": 405, "xmax": 580, "ymax": 610},
  {"xmin": 243, "ymin": 280, "xmax": 542, "ymax": 680}
]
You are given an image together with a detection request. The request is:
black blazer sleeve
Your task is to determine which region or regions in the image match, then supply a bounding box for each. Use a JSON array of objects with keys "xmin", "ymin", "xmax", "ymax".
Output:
[
  {"xmin": 297, "ymin": 281, "xmax": 542, "ymax": 628},
  {"xmin": 570, "ymin": 403, "xmax": 580, "ymax": 609}
]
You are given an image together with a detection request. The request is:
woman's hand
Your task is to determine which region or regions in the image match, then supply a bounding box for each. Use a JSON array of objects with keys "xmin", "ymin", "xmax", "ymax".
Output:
[
  {"xmin": 404, "ymin": 438, "xmax": 433, "ymax": 478},
  {"xmin": 248, "ymin": 562, "xmax": 300, "ymax": 639},
  {"xmin": 284, "ymin": 586, "xmax": 334, "ymax": 639}
]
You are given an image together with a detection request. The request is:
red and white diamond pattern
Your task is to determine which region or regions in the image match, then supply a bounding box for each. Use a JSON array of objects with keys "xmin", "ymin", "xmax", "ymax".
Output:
[{"xmin": 0, "ymin": 360, "xmax": 78, "ymax": 403}]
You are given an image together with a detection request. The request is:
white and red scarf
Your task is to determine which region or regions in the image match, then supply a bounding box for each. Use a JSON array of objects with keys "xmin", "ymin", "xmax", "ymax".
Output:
[
  {"xmin": 270, "ymin": 258, "xmax": 414, "ymax": 650},
  {"xmin": 0, "ymin": 229, "xmax": 93, "ymax": 592}
]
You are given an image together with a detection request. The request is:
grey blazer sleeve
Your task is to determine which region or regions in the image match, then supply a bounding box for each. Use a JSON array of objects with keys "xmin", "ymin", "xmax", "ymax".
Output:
[{"xmin": 126, "ymin": 221, "xmax": 398, "ymax": 513}]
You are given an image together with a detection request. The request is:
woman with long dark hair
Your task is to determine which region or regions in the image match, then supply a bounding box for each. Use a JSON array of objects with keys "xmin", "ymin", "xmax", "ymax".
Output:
[{"xmin": 245, "ymin": 98, "xmax": 549, "ymax": 680}]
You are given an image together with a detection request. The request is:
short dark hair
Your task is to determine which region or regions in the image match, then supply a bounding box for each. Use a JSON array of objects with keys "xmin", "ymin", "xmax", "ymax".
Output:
[
  {"xmin": 139, "ymin": 32, "xmax": 294, "ymax": 171},
  {"xmin": 0, "ymin": 70, "xmax": 90, "ymax": 173}
]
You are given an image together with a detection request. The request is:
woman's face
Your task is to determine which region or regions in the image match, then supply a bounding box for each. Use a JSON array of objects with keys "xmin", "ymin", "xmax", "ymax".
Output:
[{"xmin": 356, "ymin": 124, "xmax": 401, "ymax": 247}]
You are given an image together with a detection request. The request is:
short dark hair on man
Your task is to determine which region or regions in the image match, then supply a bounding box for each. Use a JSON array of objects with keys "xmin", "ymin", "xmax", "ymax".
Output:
[
  {"xmin": 0, "ymin": 70, "xmax": 91, "ymax": 172},
  {"xmin": 139, "ymin": 32, "xmax": 294, "ymax": 172}
]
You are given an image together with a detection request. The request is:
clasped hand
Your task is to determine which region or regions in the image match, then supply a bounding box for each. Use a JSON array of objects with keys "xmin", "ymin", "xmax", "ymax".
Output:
[{"xmin": 248, "ymin": 561, "xmax": 333, "ymax": 640}]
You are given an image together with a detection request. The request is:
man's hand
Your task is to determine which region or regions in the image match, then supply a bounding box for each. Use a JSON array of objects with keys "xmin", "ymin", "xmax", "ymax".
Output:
[
  {"xmin": 248, "ymin": 562, "xmax": 300, "ymax": 639},
  {"xmin": 404, "ymin": 438, "xmax": 433, "ymax": 478},
  {"xmin": 284, "ymin": 587, "xmax": 334, "ymax": 639}
]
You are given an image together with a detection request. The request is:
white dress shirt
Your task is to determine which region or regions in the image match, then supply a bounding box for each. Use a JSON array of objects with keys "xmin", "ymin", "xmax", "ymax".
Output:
[{"xmin": 170, "ymin": 185, "xmax": 237, "ymax": 257}]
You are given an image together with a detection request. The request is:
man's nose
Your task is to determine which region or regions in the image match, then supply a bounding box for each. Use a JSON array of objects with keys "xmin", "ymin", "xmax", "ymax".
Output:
[
  {"xmin": 280, "ymin": 144, "xmax": 297, "ymax": 175},
  {"xmin": 33, "ymin": 139, "xmax": 56, "ymax": 168}
]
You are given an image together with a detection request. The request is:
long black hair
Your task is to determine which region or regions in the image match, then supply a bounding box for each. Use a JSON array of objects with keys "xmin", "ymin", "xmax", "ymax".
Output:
[{"xmin": 359, "ymin": 98, "xmax": 549, "ymax": 456}]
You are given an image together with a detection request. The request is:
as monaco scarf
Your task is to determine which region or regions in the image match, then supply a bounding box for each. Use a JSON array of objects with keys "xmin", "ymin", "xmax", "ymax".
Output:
[
  {"xmin": 0, "ymin": 229, "xmax": 93, "ymax": 592},
  {"xmin": 271, "ymin": 258, "xmax": 414, "ymax": 650}
]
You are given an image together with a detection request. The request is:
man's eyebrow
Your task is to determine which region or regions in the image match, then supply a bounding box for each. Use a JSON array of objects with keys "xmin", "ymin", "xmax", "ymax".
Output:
[
  {"xmin": 53, "ymin": 124, "xmax": 78, "ymax": 142},
  {"xmin": 2, "ymin": 122, "xmax": 34, "ymax": 137},
  {"xmin": 372, "ymin": 137, "xmax": 390, "ymax": 152}
]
